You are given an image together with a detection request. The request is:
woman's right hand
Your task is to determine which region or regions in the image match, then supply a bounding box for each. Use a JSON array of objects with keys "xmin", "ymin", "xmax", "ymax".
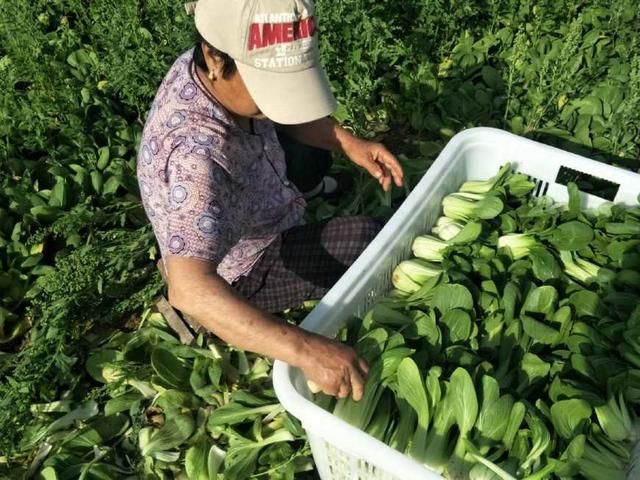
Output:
[{"xmin": 298, "ymin": 334, "xmax": 369, "ymax": 401}]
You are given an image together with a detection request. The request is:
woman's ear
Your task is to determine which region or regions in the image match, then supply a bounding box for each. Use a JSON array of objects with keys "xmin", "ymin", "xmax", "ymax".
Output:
[{"xmin": 202, "ymin": 42, "xmax": 224, "ymax": 81}]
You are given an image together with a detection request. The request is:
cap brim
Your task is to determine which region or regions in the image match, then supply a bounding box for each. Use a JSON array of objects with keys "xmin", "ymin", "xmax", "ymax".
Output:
[{"xmin": 236, "ymin": 62, "xmax": 337, "ymax": 125}]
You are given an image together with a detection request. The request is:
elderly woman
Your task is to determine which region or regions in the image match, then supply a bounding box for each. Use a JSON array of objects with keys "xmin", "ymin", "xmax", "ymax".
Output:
[{"xmin": 137, "ymin": 0, "xmax": 404, "ymax": 401}]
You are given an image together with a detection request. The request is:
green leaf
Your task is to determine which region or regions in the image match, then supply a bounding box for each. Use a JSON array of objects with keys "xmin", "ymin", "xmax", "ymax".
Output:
[
  {"xmin": 208, "ymin": 403, "xmax": 281, "ymax": 427},
  {"xmin": 366, "ymin": 392, "xmax": 392, "ymax": 441},
  {"xmin": 431, "ymin": 284, "xmax": 474, "ymax": 314},
  {"xmin": 502, "ymin": 282, "xmax": 521, "ymax": 323},
  {"xmin": 450, "ymin": 222, "xmax": 483, "ymax": 245},
  {"xmin": 356, "ymin": 327, "xmax": 389, "ymax": 363},
  {"xmin": 90, "ymin": 170, "xmax": 104, "ymax": 194},
  {"xmin": 521, "ymin": 414, "xmax": 551, "ymax": 471},
  {"xmin": 552, "ymin": 305, "xmax": 573, "ymax": 336},
  {"xmin": 407, "ymin": 273, "xmax": 444, "ymax": 302},
  {"xmin": 186, "ymin": 436, "xmax": 213, "ymax": 480},
  {"xmin": 333, "ymin": 361, "xmax": 385, "ymax": 430},
  {"xmin": 519, "ymin": 353, "xmax": 551, "ymax": 390},
  {"xmin": 140, "ymin": 413, "xmax": 195, "ymax": 455},
  {"xmin": 85, "ymin": 350, "xmax": 123, "ymax": 383},
  {"xmin": 502, "ymin": 402, "xmax": 526, "ymax": 450},
  {"xmin": 155, "ymin": 389, "xmax": 202, "ymax": 416},
  {"xmin": 63, "ymin": 414, "xmax": 129, "ymax": 451},
  {"xmin": 369, "ymin": 303, "xmax": 412, "ymax": 326},
  {"xmin": 556, "ymin": 434, "xmax": 586, "ymax": 477},
  {"xmin": 464, "ymin": 440, "xmax": 517, "ymax": 480},
  {"xmin": 426, "ymin": 367, "xmax": 443, "ymax": 412},
  {"xmin": 224, "ymin": 429, "xmax": 294, "ymax": 480},
  {"xmin": 511, "ymin": 116, "xmax": 525, "ymax": 135},
  {"xmin": 521, "ymin": 315, "xmax": 560, "ymax": 345},
  {"xmin": 550, "ymin": 399, "xmax": 592, "ymax": 440},
  {"xmin": 380, "ymin": 347, "xmax": 416, "ymax": 381},
  {"xmin": 522, "ymin": 286, "xmax": 558, "ymax": 316},
  {"xmin": 476, "ymin": 376, "xmax": 514, "ymax": 443},
  {"xmin": 67, "ymin": 49, "xmax": 91, "ymax": 68},
  {"xmin": 102, "ymin": 175, "xmax": 122, "ymax": 195},
  {"xmin": 595, "ymin": 393, "xmax": 633, "ymax": 442},
  {"xmin": 49, "ymin": 177, "xmax": 69, "ymax": 208},
  {"xmin": 403, "ymin": 310, "xmax": 437, "ymax": 341},
  {"xmin": 569, "ymin": 290, "xmax": 603, "ymax": 317},
  {"xmin": 30, "ymin": 205, "xmax": 61, "ymax": 222},
  {"xmin": 440, "ymin": 309, "xmax": 473, "ymax": 344},
  {"xmin": 481, "ymin": 66, "xmax": 504, "ymax": 90},
  {"xmin": 500, "ymin": 213, "xmax": 518, "ymax": 233},
  {"xmin": 208, "ymin": 445, "xmax": 226, "ymax": 478},
  {"xmin": 47, "ymin": 401, "xmax": 99, "ymax": 435},
  {"xmin": 151, "ymin": 347, "xmax": 191, "ymax": 390},
  {"xmin": 39, "ymin": 466, "xmax": 58, "ymax": 480},
  {"xmin": 475, "ymin": 195, "xmax": 505, "ymax": 220},
  {"xmin": 387, "ymin": 398, "xmax": 417, "ymax": 452},
  {"xmin": 529, "ymin": 247, "xmax": 562, "ymax": 281},
  {"xmin": 548, "ymin": 221, "xmax": 594, "ymax": 251},
  {"xmin": 505, "ymin": 173, "xmax": 536, "ymax": 197},
  {"xmin": 605, "ymin": 221, "xmax": 640, "ymax": 235},
  {"xmin": 567, "ymin": 183, "xmax": 582, "ymax": 217},
  {"xmin": 104, "ymin": 392, "xmax": 142, "ymax": 416},
  {"xmin": 606, "ymin": 239, "xmax": 640, "ymax": 263},
  {"xmin": 450, "ymin": 367, "xmax": 478, "ymax": 437},
  {"xmin": 397, "ymin": 357, "xmax": 429, "ymax": 428},
  {"xmin": 97, "ymin": 147, "xmax": 110, "ymax": 171}
]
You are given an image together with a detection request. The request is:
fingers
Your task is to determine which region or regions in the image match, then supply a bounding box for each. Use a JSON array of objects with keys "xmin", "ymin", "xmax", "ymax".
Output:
[
  {"xmin": 338, "ymin": 366, "xmax": 352, "ymax": 398},
  {"xmin": 307, "ymin": 380, "xmax": 322, "ymax": 394},
  {"xmin": 303, "ymin": 342, "xmax": 369, "ymax": 401},
  {"xmin": 337, "ymin": 380, "xmax": 351, "ymax": 399},
  {"xmin": 380, "ymin": 166, "xmax": 392, "ymax": 192},
  {"xmin": 366, "ymin": 159, "xmax": 392, "ymax": 191},
  {"xmin": 366, "ymin": 145, "xmax": 404, "ymax": 191},
  {"xmin": 376, "ymin": 147, "xmax": 405, "ymax": 188},
  {"xmin": 362, "ymin": 157, "xmax": 385, "ymax": 182},
  {"xmin": 358, "ymin": 358, "xmax": 370, "ymax": 376},
  {"xmin": 349, "ymin": 366, "xmax": 366, "ymax": 401}
]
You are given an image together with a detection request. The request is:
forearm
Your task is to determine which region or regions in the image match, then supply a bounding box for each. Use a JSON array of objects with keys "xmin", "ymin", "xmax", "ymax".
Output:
[
  {"xmin": 168, "ymin": 268, "xmax": 314, "ymax": 368},
  {"xmin": 277, "ymin": 117, "xmax": 357, "ymax": 153},
  {"xmin": 165, "ymin": 256, "xmax": 369, "ymax": 400}
]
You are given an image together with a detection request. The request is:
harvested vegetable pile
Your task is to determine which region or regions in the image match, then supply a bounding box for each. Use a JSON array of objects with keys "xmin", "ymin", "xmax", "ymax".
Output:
[
  {"xmin": 14, "ymin": 311, "xmax": 312, "ymax": 479},
  {"xmin": 324, "ymin": 164, "xmax": 640, "ymax": 479}
]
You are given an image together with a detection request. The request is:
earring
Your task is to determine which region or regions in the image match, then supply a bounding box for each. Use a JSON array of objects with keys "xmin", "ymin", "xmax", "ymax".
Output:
[{"xmin": 208, "ymin": 70, "xmax": 217, "ymax": 81}]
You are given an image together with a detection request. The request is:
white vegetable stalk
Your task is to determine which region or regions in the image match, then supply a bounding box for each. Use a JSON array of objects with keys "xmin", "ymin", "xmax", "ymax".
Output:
[
  {"xmin": 459, "ymin": 163, "xmax": 512, "ymax": 194},
  {"xmin": 559, "ymin": 251, "xmax": 600, "ymax": 284},
  {"xmin": 442, "ymin": 192, "xmax": 504, "ymax": 221},
  {"xmin": 392, "ymin": 259, "xmax": 441, "ymax": 293},
  {"xmin": 432, "ymin": 216, "xmax": 465, "ymax": 241},
  {"xmin": 497, "ymin": 233, "xmax": 537, "ymax": 260},
  {"xmin": 413, "ymin": 235, "xmax": 449, "ymax": 262}
]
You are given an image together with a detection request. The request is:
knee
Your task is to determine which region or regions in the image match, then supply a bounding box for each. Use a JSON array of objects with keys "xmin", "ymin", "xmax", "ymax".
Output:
[
  {"xmin": 339, "ymin": 216, "xmax": 381, "ymax": 252},
  {"xmin": 353, "ymin": 216, "xmax": 382, "ymax": 244}
]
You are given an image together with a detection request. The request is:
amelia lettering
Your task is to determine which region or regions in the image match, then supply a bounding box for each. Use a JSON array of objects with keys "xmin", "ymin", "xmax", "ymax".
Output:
[{"xmin": 248, "ymin": 16, "xmax": 316, "ymax": 51}]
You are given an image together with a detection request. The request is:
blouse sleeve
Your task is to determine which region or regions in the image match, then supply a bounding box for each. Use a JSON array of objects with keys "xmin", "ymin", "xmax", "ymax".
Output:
[{"xmin": 162, "ymin": 134, "xmax": 239, "ymax": 265}]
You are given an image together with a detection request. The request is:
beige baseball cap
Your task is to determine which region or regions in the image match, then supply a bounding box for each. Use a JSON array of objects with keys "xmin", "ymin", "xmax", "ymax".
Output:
[{"xmin": 192, "ymin": 0, "xmax": 337, "ymax": 125}]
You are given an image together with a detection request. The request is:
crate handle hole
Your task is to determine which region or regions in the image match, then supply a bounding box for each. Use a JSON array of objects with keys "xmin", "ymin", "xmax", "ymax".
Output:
[{"xmin": 555, "ymin": 165, "xmax": 620, "ymax": 201}]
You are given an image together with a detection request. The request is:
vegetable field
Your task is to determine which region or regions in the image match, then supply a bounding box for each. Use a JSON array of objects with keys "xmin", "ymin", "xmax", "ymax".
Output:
[{"xmin": 1, "ymin": 0, "xmax": 639, "ymax": 478}]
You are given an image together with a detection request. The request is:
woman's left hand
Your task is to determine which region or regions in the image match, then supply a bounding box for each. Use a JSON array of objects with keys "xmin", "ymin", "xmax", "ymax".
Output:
[{"xmin": 342, "ymin": 136, "xmax": 404, "ymax": 192}]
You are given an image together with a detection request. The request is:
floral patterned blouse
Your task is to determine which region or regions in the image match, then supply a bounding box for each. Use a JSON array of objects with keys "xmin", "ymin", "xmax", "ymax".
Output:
[{"xmin": 136, "ymin": 49, "xmax": 306, "ymax": 283}]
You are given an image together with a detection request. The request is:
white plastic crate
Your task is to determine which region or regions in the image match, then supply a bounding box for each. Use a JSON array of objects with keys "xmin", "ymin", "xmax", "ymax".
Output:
[{"xmin": 273, "ymin": 127, "xmax": 640, "ymax": 480}]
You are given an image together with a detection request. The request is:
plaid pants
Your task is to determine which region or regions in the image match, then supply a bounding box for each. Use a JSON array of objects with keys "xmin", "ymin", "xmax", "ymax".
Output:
[{"xmin": 233, "ymin": 216, "xmax": 381, "ymax": 313}]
